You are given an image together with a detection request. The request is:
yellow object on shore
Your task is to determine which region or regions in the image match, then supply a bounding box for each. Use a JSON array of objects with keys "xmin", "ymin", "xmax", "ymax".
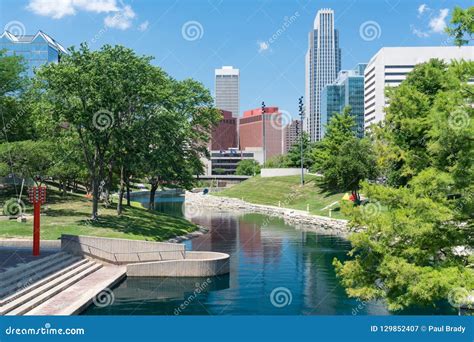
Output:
[{"xmin": 342, "ymin": 193, "xmax": 351, "ymax": 201}]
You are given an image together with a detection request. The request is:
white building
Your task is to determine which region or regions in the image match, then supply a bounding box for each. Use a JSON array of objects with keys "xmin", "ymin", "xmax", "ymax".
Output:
[
  {"xmin": 305, "ymin": 8, "xmax": 341, "ymax": 142},
  {"xmin": 215, "ymin": 66, "xmax": 240, "ymax": 118},
  {"xmin": 364, "ymin": 46, "xmax": 474, "ymax": 131}
]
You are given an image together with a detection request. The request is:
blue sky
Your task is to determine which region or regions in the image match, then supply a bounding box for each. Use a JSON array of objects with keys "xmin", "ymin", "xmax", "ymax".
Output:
[{"xmin": 0, "ymin": 0, "xmax": 471, "ymax": 118}]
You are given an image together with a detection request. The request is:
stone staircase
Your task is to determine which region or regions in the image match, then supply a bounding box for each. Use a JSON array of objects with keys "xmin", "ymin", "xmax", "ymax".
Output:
[{"xmin": 0, "ymin": 252, "xmax": 103, "ymax": 315}]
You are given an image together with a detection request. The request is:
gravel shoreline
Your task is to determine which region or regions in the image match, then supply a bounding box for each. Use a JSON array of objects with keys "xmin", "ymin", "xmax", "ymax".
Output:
[{"xmin": 185, "ymin": 191, "xmax": 351, "ymax": 237}]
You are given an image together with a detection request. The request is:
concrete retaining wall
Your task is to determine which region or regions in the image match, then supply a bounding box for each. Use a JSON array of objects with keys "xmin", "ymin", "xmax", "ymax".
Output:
[
  {"xmin": 126, "ymin": 251, "xmax": 230, "ymax": 277},
  {"xmin": 261, "ymin": 168, "xmax": 308, "ymax": 178},
  {"xmin": 61, "ymin": 235, "xmax": 185, "ymax": 265}
]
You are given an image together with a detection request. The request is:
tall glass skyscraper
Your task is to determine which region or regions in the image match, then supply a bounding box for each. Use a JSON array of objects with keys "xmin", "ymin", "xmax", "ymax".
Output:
[
  {"xmin": 0, "ymin": 30, "xmax": 67, "ymax": 77},
  {"xmin": 304, "ymin": 8, "xmax": 341, "ymax": 142},
  {"xmin": 320, "ymin": 64, "xmax": 367, "ymax": 138},
  {"xmin": 215, "ymin": 66, "xmax": 240, "ymax": 118}
]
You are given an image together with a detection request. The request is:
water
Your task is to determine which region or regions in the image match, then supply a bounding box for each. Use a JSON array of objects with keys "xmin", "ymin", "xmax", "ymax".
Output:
[{"xmin": 83, "ymin": 194, "xmax": 456, "ymax": 315}]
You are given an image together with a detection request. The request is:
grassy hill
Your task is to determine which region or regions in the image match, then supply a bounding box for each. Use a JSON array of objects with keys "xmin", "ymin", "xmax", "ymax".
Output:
[
  {"xmin": 0, "ymin": 189, "xmax": 196, "ymax": 241},
  {"xmin": 214, "ymin": 175, "xmax": 347, "ymax": 219}
]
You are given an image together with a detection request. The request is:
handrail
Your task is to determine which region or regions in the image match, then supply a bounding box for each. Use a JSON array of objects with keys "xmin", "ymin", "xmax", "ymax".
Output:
[{"xmin": 61, "ymin": 237, "xmax": 187, "ymax": 263}]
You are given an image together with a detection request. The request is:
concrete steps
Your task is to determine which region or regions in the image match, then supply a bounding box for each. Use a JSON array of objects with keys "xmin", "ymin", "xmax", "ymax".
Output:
[
  {"xmin": 0, "ymin": 258, "xmax": 103, "ymax": 316},
  {"xmin": 0, "ymin": 253, "xmax": 80, "ymax": 299}
]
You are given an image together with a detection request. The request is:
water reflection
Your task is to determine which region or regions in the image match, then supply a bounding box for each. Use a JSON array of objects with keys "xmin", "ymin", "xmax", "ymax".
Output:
[{"xmin": 83, "ymin": 195, "xmax": 456, "ymax": 315}]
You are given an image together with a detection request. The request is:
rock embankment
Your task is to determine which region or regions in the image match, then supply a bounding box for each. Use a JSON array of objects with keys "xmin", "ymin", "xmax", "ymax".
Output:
[{"xmin": 185, "ymin": 191, "xmax": 351, "ymax": 237}]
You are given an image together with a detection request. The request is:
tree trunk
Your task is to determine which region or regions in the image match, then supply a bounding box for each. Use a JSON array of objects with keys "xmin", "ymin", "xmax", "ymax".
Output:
[
  {"xmin": 126, "ymin": 178, "xmax": 131, "ymax": 206},
  {"xmin": 61, "ymin": 181, "xmax": 67, "ymax": 197},
  {"xmin": 149, "ymin": 182, "xmax": 158, "ymax": 211},
  {"xmin": 91, "ymin": 177, "xmax": 99, "ymax": 220},
  {"xmin": 117, "ymin": 166, "xmax": 125, "ymax": 215}
]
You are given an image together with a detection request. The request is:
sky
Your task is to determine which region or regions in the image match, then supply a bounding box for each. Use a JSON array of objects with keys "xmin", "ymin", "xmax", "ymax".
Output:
[{"xmin": 0, "ymin": 0, "xmax": 471, "ymax": 119}]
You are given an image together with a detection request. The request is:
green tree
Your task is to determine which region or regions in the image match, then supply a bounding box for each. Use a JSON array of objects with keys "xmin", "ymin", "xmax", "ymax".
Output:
[
  {"xmin": 0, "ymin": 140, "xmax": 54, "ymax": 185},
  {"xmin": 334, "ymin": 59, "xmax": 474, "ymax": 311},
  {"xmin": 285, "ymin": 132, "xmax": 313, "ymax": 169},
  {"xmin": 264, "ymin": 154, "xmax": 289, "ymax": 168},
  {"xmin": 310, "ymin": 107, "xmax": 376, "ymax": 196},
  {"xmin": 0, "ymin": 51, "xmax": 33, "ymax": 143},
  {"xmin": 236, "ymin": 159, "xmax": 261, "ymax": 176},
  {"xmin": 446, "ymin": 6, "xmax": 474, "ymax": 46}
]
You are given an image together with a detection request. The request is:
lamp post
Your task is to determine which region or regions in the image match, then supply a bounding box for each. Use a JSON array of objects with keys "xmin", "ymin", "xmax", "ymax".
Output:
[
  {"xmin": 298, "ymin": 96, "xmax": 305, "ymax": 186},
  {"xmin": 261, "ymin": 101, "xmax": 266, "ymax": 164}
]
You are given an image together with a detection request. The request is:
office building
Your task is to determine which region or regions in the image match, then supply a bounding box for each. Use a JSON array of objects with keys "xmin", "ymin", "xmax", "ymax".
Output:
[
  {"xmin": 203, "ymin": 148, "xmax": 263, "ymax": 176},
  {"xmin": 364, "ymin": 46, "xmax": 474, "ymax": 131},
  {"xmin": 210, "ymin": 110, "xmax": 237, "ymax": 151},
  {"xmin": 321, "ymin": 63, "xmax": 367, "ymax": 138},
  {"xmin": 305, "ymin": 8, "xmax": 341, "ymax": 142},
  {"xmin": 239, "ymin": 107, "xmax": 284, "ymax": 163},
  {"xmin": 0, "ymin": 30, "xmax": 67, "ymax": 77},
  {"xmin": 215, "ymin": 66, "xmax": 240, "ymax": 118},
  {"xmin": 284, "ymin": 120, "xmax": 301, "ymax": 153}
]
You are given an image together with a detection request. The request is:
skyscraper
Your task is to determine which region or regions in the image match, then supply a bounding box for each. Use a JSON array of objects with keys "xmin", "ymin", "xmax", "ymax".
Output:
[
  {"xmin": 0, "ymin": 30, "xmax": 67, "ymax": 77},
  {"xmin": 215, "ymin": 66, "xmax": 240, "ymax": 118},
  {"xmin": 305, "ymin": 8, "xmax": 341, "ymax": 141},
  {"xmin": 320, "ymin": 63, "xmax": 367, "ymax": 138}
]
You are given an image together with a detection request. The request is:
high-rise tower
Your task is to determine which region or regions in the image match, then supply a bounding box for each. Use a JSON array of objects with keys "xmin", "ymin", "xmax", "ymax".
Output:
[
  {"xmin": 304, "ymin": 9, "xmax": 341, "ymax": 141},
  {"xmin": 215, "ymin": 66, "xmax": 240, "ymax": 118}
]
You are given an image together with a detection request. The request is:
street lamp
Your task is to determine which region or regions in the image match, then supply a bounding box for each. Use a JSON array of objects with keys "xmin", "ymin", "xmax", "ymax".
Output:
[
  {"xmin": 261, "ymin": 101, "xmax": 266, "ymax": 165},
  {"xmin": 298, "ymin": 96, "xmax": 305, "ymax": 186}
]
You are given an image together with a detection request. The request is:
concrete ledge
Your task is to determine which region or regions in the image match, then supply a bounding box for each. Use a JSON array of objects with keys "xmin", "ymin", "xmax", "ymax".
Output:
[
  {"xmin": 61, "ymin": 235, "xmax": 185, "ymax": 264},
  {"xmin": 0, "ymin": 239, "xmax": 61, "ymax": 250},
  {"xmin": 126, "ymin": 251, "xmax": 230, "ymax": 277}
]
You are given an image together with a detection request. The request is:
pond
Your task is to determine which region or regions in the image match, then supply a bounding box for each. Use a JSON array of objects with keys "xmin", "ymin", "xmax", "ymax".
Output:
[{"xmin": 83, "ymin": 194, "xmax": 456, "ymax": 315}]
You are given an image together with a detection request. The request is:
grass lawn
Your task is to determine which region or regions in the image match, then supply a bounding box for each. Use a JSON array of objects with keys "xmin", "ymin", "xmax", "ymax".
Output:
[
  {"xmin": 0, "ymin": 189, "xmax": 196, "ymax": 241},
  {"xmin": 214, "ymin": 175, "xmax": 347, "ymax": 219}
]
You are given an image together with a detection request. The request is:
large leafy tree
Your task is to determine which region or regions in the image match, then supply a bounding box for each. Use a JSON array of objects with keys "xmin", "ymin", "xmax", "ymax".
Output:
[
  {"xmin": 334, "ymin": 59, "xmax": 474, "ymax": 311},
  {"xmin": 311, "ymin": 107, "xmax": 376, "ymax": 197},
  {"xmin": 0, "ymin": 51, "xmax": 33, "ymax": 143},
  {"xmin": 34, "ymin": 44, "xmax": 171, "ymax": 219},
  {"xmin": 446, "ymin": 6, "xmax": 474, "ymax": 46}
]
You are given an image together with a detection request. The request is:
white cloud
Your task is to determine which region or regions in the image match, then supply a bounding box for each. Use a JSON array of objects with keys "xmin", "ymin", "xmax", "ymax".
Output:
[
  {"xmin": 138, "ymin": 20, "xmax": 149, "ymax": 32},
  {"xmin": 411, "ymin": 25, "xmax": 430, "ymax": 38},
  {"xmin": 257, "ymin": 40, "xmax": 270, "ymax": 53},
  {"xmin": 27, "ymin": 0, "xmax": 138, "ymax": 31},
  {"xmin": 104, "ymin": 5, "xmax": 135, "ymax": 30},
  {"xmin": 429, "ymin": 8, "xmax": 449, "ymax": 33},
  {"xmin": 27, "ymin": 0, "xmax": 118, "ymax": 19},
  {"xmin": 418, "ymin": 4, "xmax": 429, "ymax": 16}
]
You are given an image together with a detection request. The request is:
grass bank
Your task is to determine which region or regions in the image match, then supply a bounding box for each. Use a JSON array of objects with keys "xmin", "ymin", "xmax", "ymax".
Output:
[
  {"xmin": 214, "ymin": 175, "xmax": 347, "ymax": 219},
  {"xmin": 0, "ymin": 189, "xmax": 196, "ymax": 241}
]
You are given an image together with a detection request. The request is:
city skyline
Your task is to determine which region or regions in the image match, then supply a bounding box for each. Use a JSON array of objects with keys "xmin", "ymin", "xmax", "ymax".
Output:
[{"xmin": 1, "ymin": 0, "xmax": 471, "ymax": 120}]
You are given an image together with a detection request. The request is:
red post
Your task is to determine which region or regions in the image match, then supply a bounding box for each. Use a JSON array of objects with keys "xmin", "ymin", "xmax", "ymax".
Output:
[
  {"xmin": 29, "ymin": 186, "xmax": 46, "ymax": 257},
  {"xmin": 33, "ymin": 202, "xmax": 41, "ymax": 256}
]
